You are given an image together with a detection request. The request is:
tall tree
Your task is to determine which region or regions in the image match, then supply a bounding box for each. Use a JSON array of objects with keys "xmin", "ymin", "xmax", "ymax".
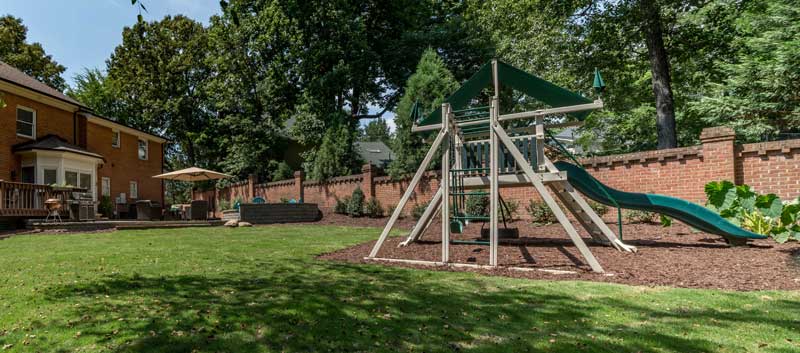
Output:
[
  {"xmin": 388, "ymin": 49, "xmax": 458, "ymax": 178},
  {"xmin": 106, "ymin": 15, "xmax": 219, "ymax": 169},
  {"xmin": 0, "ymin": 15, "xmax": 67, "ymax": 91},
  {"xmin": 639, "ymin": 0, "xmax": 677, "ymax": 148},
  {"xmin": 360, "ymin": 118, "xmax": 393, "ymax": 146},
  {"xmin": 66, "ymin": 68, "xmax": 119, "ymax": 117}
]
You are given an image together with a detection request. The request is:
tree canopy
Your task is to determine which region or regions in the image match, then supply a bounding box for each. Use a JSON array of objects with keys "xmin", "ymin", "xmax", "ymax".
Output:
[{"xmin": 0, "ymin": 15, "xmax": 67, "ymax": 91}]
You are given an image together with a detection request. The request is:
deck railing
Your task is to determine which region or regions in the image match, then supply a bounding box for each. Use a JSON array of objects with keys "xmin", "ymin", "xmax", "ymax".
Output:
[{"xmin": 0, "ymin": 181, "xmax": 79, "ymax": 217}]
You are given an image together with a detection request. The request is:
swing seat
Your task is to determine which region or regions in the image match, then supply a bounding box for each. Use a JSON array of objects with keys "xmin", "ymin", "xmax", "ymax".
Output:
[{"xmin": 450, "ymin": 219, "xmax": 464, "ymax": 234}]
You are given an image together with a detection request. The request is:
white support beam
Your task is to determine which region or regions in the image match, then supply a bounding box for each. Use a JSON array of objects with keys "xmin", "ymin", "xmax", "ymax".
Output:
[
  {"xmin": 489, "ymin": 60, "xmax": 500, "ymax": 267},
  {"xmin": 440, "ymin": 104, "xmax": 451, "ymax": 263},
  {"xmin": 369, "ymin": 127, "xmax": 448, "ymax": 258},
  {"xmin": 399, "ymin": 187, "xmax": 443, "ymax": 247},
  {"xmin": 493, "ymin": 123, "xmax": 605, "ymax": 273}
]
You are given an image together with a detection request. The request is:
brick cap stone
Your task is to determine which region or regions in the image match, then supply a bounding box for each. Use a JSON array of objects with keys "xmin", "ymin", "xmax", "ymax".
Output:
[
  {"xmin": 700, "ymin": 126, "xmax": 736, "ymax": 143},
  {"xmin": 293, "ymin": 170, "xmax": 304, "ymax": 178}
]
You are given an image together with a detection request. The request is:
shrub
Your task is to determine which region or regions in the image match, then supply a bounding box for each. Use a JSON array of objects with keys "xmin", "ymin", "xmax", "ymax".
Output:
[
  {"xmin": 589, "ymin": 201, "xmax": 609, "ymax": 216},
  {"xmin": 465, "ymin": 191, "xmax": 489, "ymax": 217},
  {"xmin": 98, "ymin": 195, "xmax": 114, "ymax": 217},
  {"xmin": 280, "ymin": 197, "xmax": 289, "ymax": 204},
  {"xmin": 347, "ymin": 188, "xmax": 365, "ymax": 217},
  {"xmin": 704, "ymin": 180, "xmax": 800, "ymax": 243},
  {"xmin": 364, "ymin": 197, "xmax": 384, "ymax": 218},
  {"xmin": 387, "ymin": 205, "xmax": 405, "ymax": 219},
  {"xmin": 526, "ymin": 200, "xmax": 556, "ymax": 225},
  {"xmin": 624, "ymin": 209, "xmax": 657, "ymax": 224},
  {"xmin": 501, "ymin": 199, "xmax": 520, "ymax": 221},
  {"xmin": 411, "ymin": 202, "xmax": 429, "ymax": 220},
  {"xmin": 334, "ymin": 196, "xmax": 350, "ymax": 215},
  {"xmin": 218, "ymin": 198, "xmax": 231, "ymax": 211}
]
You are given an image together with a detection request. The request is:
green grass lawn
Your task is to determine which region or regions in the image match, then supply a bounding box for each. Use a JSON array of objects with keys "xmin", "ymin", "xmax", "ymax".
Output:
[{"xmin": 0, "ymin": 226, "xmax": 798, "ymax": 352}]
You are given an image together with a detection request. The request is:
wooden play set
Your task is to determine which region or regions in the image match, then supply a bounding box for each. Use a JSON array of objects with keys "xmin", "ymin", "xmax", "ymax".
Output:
[{"xmin": 366, "ymin": 60, "xmax": 765, "ymax": 273}]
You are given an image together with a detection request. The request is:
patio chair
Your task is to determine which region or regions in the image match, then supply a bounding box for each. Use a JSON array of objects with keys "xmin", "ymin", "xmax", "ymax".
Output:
[
  {"xmin": 136, "ymin": 200, "xmax": 162, "ymax": 221},
  {"xmin": 189, "ymin": 200, "xmax": 208, "ymax": 220}
]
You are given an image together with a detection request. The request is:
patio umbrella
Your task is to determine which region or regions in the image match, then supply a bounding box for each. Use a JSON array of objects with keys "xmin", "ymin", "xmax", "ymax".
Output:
[{"xmin": 152, "ymin": 167, "xmax": 232, "ymax": 181}]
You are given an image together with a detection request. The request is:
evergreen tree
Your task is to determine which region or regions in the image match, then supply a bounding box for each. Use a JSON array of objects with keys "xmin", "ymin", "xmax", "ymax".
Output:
[
  {"xmin": 360, "ymin": 118, "xmax": 393, "ymax": 146},
  {"xmin": 388, "ymin": 49, "xmax": 458, "ymax": 178}
]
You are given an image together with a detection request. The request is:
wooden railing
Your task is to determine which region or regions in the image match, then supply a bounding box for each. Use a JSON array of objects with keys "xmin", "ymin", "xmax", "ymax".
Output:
[
  {"xmin": 0, "ymin": 181, "xmax": 79, "ymax": 217},
  {"xmin": 462, "ymin": 135, "xmax": 538, "ymax": 175}
]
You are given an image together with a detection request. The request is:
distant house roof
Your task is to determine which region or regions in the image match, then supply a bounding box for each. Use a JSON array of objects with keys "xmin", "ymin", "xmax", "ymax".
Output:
[
  {"xmin": 12, "ymin": 135, "xmax": 104, "ymax": 160},
  {"xmin": 0, "ymin": 60, "xmax": 81, "ymax": 106},
  {"xmin": 0, "ymin": 60, "xmax": 166, "ymax": 142},
  {"xmin": 355, "ymin": 141, "xmax": 395, "ymax": 167}
]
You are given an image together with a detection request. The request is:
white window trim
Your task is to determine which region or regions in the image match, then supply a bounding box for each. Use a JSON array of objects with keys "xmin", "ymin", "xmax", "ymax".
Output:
[
  {"xmin": 16, "ymin": 105, "xmax": 36, "ymax": 139},
  {"xmin": 101, "ymin": 177, "xmax": 111, "ymax": 197},
  {"xmin": 129, "ymin": 181, "xmax": 139, "ymax": 199},
  {"xmin": 112, "ymin": 130, "xmax": 121, "ymax": 148},
  {"xmin": 138, "ymin": 139, "xmax": 148, "ymax": 160}
]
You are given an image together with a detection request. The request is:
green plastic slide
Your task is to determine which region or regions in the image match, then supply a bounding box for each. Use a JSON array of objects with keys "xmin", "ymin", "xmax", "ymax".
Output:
[{"xmin": 553, "ymin": 161, "xmax": 767, "ymax": 241}]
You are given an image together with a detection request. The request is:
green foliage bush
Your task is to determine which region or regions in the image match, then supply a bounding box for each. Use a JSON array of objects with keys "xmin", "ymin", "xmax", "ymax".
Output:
[
  {"xmin": 334, "ymin": 196, "xmax": 350, "ymax": 215},
  {"xmin": 98, "ymin": 196, "xmax": 114, "ymax": 218},
  {"xmin": 705, "ymin": 180, "xmax": 800, "ymax": 243},
  {"xmin": 624, "ymin": 209, "xmax": 657, "ymax": 224},
  {"xmin": 502, "ymin": 200, "xmax": 520, "ymax": 221},
  {"xmin": 526, "ymin": 200, "xmax": 556, "ymax": 225},
  {"xmin": 411, "ymin": 202, "xmax": 429, "ymax": 220},
  {"xmin": 589, "ymin": 201, "xmax": 609, "ymax": 216},
  {"xmin": 347, "ymin": 188, "xmax": 365, "ymax": 217},
  {"xmin": 364, "ymin": 198, "xmax": 384, "ymax": 218},
  {"xmin": 465, "ymin": 192, "xmax": 489, "ymax": 217},
  {"xmin": 218, "ymin": 198, "xmax": 231, "ymax": 211}
]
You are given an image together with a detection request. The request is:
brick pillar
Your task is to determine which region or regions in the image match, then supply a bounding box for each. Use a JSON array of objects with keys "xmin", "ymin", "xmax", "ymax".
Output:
[
  {"xmin": 700, "ymin": 126, "xmax": 737, "ymax": 182},
  {"xmin": 294, "ymin": 171, "xmax": 305, "ymax": 203},
  {"xmin": 362, "ymin": 164, "xmax": 376, "ymax": 199},
  {"xmin": 247, "ymin": 174, "xmax": 256, "ymax": 201}
]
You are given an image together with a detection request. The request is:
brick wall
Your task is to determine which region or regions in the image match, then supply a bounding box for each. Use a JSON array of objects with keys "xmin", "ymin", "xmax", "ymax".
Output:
[
  {"xmin": 87, "ymin": 121, "xmax": 165, "ymax": 204},
  {"xmin": 0, "ymin": 91, "xmax": 76, "ymax": 180},
  {"xmin": 207, "ymin": 126, "xmax": 800, "ymax": 218}
]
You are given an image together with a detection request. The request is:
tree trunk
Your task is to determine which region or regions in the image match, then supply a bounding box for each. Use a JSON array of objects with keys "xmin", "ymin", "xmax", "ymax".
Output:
[{"xmin": 640, "ymin": 0, "xmax": 677, "ymax": 149}]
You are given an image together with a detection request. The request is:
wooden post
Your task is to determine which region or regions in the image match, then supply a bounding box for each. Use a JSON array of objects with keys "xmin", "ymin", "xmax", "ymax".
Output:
[
  {"xmin": 441, "ymin": 104, "xmax": 451, "ymax": 263},
  {"xmin": 369, "ymin": 128, "xmax": 448, "ymax": 258},
  {"xmin": 494, "ymin": 123, "xmax": 605, "ymax": 273},
  {"xmin": 400, "ymin": 187, "xmax": 443, "ymax": 246},
  {"xmin": 489, "ymin": 59, "xmax": 500, "ymax": 267}
]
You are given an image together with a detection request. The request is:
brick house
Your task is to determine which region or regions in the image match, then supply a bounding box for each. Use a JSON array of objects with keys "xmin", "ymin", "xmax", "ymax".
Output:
[{"xmin": 0, "ymin": 61, "xmax": 165, "ymax": 217}]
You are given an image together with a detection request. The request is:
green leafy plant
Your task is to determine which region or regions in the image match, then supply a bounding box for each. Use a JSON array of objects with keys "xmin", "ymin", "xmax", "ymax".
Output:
[
  {"xmin": 334, "ymin": 196, "xmax": 350, "ymax": 215},
  {"xmin": 98, "ymin": 196, "xmax": 114, "ymax": 218},
  {"xmin": 411, "ymin": 202, "xmax": 429, "ymax": 220},
  {"xmin": 704, "ymin": 180, "xmax": 800, "ymax": 243},
  {"xmin": 364, "ymin": 197, "xmax": 384, "ymax": 218},
  {"xmin": 347, "ymin": 188, "xmax": 365, "ymax": 217},
  {"xmin": 218, "ymin": 198, "xmax": 231, "ymax": 211},
  {"xmin": 589, "ymin": 201, "xmax": 609, "ymax": 217},
  {"xmin": 465, "ymin": 192, "xmax": 489, "ymax": 217},
  {"xmin": 624, "ymin": 209, "xmax": 657, "ymax": 224},
  {"xmin": 502, "ymin": 200, "xmax": 520, "ymax": 221},
  {"xmin": 526, "ymin": 200, "xmax": 556, "ymax": 225}
]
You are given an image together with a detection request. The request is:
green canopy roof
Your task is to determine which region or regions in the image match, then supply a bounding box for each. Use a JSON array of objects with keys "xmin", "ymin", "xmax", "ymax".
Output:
[{"xmin": 416, "ymin": 61, "xmax": 593, "ymax": 127}]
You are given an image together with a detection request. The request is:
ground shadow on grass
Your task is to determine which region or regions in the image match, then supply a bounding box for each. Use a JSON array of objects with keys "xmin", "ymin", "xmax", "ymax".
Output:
[{"xmin": 42, "ymin": 260, "xmax": 799, "ymax": 353}]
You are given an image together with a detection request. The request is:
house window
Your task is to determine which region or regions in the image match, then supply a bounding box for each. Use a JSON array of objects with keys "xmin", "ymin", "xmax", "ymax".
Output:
[
  {"xmin": 65, "ymin": 171, "xmax": 78, "ymax": 187},
  {"xmin": 43, "ymin": 169, "xmax": 58, "ymax": 185},
  {"xmin": 129, "ymin": 181, "xmax": 138, "ymax": 199},
  {"xmin": 138, "ymin": 139, "xmax": 148, "ymax": 160},
  {"xmin": 20, "ymin": 166, "xmax": 35, "ymax": 184},
  {"xmin": 79, "ymin": 173, "xmax": 91, "ymax": 190},
  {"xmin": 112, "ymin": 130, "xmax": 120, "ymax": 148},
  {"xmin": 101, "ymin": 177, "xmax": 111, "ymax": 197},
  {"xmin": 16, "ymin": 106, "xmax": 36, "ymax": 138}
]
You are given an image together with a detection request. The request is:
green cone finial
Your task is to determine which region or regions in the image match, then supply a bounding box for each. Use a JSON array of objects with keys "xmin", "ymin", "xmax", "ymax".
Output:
[{"xmin": 593, "ymin": 68, "xmax": 606, "ymax": 94}]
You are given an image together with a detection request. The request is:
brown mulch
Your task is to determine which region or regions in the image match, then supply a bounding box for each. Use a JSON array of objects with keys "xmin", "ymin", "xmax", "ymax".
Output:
[{"xmin": 317, "ymin": 214, "xmax": 800, "ymax": 291}]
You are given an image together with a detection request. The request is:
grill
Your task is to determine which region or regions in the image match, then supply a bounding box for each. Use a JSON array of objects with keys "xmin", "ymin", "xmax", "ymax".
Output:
[{"xmin": 68, "ymin": 192, "xmax": 96, "ymax": 221}]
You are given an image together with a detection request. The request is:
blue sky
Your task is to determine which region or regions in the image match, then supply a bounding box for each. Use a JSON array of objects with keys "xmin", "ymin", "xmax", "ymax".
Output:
[{"xmin": 2, "ymin": 0, "xmax": 394, "ymax": 130}]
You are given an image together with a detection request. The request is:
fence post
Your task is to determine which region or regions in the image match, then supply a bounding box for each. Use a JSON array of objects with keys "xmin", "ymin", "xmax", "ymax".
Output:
[
  {"xmin": 700, "ymin": 126, "xmax": 737, "ymax": 184},
  {"xmin": 294, "ymin": 171, "xmax": 305, "ymax": 203},
  {"xmin": 362, "ymin": 164, "xmax": 376, "ymax": 200}
]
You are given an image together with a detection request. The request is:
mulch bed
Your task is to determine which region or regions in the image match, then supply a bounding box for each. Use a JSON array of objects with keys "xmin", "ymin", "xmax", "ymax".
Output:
[{"xmin": 318, "ymin": 214, "xmax": 800, "ymax": 291}]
